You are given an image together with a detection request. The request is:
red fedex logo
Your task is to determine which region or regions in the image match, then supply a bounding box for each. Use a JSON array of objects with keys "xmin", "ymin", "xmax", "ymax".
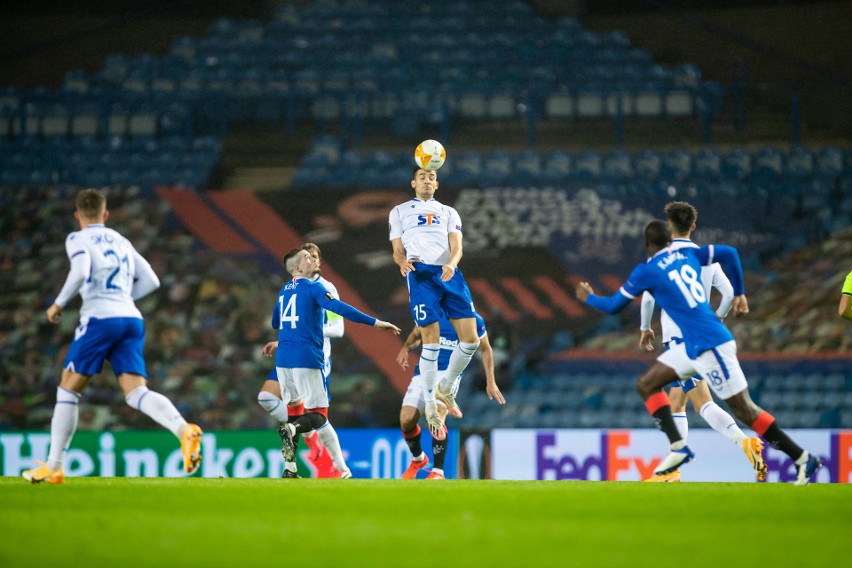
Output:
[{"xmin": 607, "ymin": 431, "xmax": 659, "ymax": 480}]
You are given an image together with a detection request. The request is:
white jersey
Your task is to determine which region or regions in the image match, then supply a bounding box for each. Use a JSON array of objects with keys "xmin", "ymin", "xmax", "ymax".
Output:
[
  {"xmin": 57, "ymin": 224, "xmax": 158, "ymax": 319},
  {"xmin": 642, "ymin": 238, "xmax": 734, "ymax": 344},
  {"xmin": 388, "ymin": 198, "xmax": 462, "ymax": 266}
]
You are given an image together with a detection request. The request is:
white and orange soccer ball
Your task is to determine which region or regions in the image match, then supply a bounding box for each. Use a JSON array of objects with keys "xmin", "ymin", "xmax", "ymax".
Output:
[{"xmin": 414, "ymin": 139, "xmax": 446, "ymax": 171}]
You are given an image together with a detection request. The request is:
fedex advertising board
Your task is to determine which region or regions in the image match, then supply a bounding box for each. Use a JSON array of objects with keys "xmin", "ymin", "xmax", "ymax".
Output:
[{"xmin": 492, "ymin": 429, "xmax": 850, "ymax": 483}]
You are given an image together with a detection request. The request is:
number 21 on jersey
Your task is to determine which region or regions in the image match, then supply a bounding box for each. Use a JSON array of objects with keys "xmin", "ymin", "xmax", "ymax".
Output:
[{"xmin": 279, "ymin": 294, "xmax": 299, "ymax": 329}]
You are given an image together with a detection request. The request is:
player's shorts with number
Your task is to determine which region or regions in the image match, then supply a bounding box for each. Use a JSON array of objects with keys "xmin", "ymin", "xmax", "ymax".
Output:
[
  {"xmin": 406, "ymin": 263, "xmax": 476, "ymax": 325},
  {"xmin": 658, "ymin": 340, "xmax": 747, "ymax": 399},
  {"xmin": 64, "ymin": 316, "xmax": 147, "ymax": 377}
]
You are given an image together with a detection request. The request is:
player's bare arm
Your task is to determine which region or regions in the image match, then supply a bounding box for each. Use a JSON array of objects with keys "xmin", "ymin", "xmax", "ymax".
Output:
[
  {"xmin": 575, "ymin": 282, "xmax": 594, "ymax": 302},
  {"xmin": 261, "ymin": 341, "xmax": 278, "ymax": 357},
  {"xmin": 442, "ymin": 232, "xmax": 463, "ymax": 282},
  {"xmin": 391, "ymin": 237, "xmax": 416, "ymax": 276},
  {"xmin": 839, "ymin": 295, "xmax": 852, "ymax": 321},
  {"xmin": 639, "ymin": 329, "xmax": 656, "ymax": 351},
  {"xmin": 374, "ymin": 320, "xmax": 402, "ymax": 335},
  {"xmin": 396, "ymin": 327, "xmax": 423, "ymax": 369},
  {"xmin": 46, "ymin": 303, "xmax": 63, "ymax": 324},
  {"xmin": 479, "ymin": 333, "xmax": 506, "ymax": 405}
]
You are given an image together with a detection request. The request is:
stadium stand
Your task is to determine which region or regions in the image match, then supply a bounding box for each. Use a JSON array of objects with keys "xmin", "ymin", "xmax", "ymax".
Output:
[{"xmin": 0, "ymin": 0, "xmax": 849, "ymax": 434}]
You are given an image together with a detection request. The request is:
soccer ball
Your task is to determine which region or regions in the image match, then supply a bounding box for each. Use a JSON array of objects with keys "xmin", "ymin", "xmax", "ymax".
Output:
[{"xmin": 414, "ymin": 139, "xmax": 446, "ymax": 171}]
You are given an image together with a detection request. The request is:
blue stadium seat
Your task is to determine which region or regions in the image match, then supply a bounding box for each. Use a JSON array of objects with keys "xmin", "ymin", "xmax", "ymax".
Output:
[
  {"xmin": 784, "ymin": 146, "xmax": 814, "ymax": 179},
  {"xmin": 660, "ymin": 149, "xmax": 691, "ymax": 182},
  {"xmin": 721, "ymin": 149, "xmax": 751, "ymax": 180},
  {"xmin": 692, "ymin": 148, "xmax": 721, "ymax": 180},
  {"xmin": 480, "ymin": 150, "xmax": 513, "ymax": 186},
  {"xmin": 633, "ymin": 149, "xmax": 662, "ymax": 180},
  {"xmin": 752, "ymin": 147, "xmax": 783, "ymax": 180},
  {"xmin": 672, "ymin": 63, "xmax": 703, "ymax": 88},
  {"xmin": 601, "ymin": 150, "xmax": 632, "ymax": 180},
  {"xmin": 541, "ymin": 150, "xmax": 572, "ymax": 184},
  {"xmin": 815, "ymin": 146, "xmax": 843, "ymax": 177},
  {"xmin": 511, "ymin": 150, "xmax": 542, "ymax": 185},
  {"xmin": 573, "ymin": 150, "xmax": 602, "ymax": 179}
]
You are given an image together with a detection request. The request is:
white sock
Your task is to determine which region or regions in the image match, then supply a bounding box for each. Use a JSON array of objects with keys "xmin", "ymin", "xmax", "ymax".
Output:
[
  {"xmin": 126, "ymin": 385, "xmax": 187, "ymax": 438},
  {"xmin": 672, "ymin": 411, "xmax": 689, "ymax": 443},
  {"xmin": 46, "ymin": 387, "xmax": 81, "ymax": 471},
  {"xmin": 317, "ymin": 422, "xmax": 347, "ymax": 472},
  {"xmin": 412, "ymin": 452, "xmax": 427, "ymax": 462},
  {"xmin": 440, "ymin": 341, "xmax": 479, "ymax": 391},
  {"xmin": 700, "ymin": 401, "xmax": 746, "ymax": 445},
  {"xmin": 419, "ymin": 344, "xmax": 440, "ymax": 403},
  {"xmin": 285, "ymin": 462, "xmax": 298, "ymax": 473},
  {"xmin": 257, "ymin": 394, "xmax": 289, "ymax": 424},
  {"xmin": 432, "ymin": 468, "xmax": 444, "ymax": 475},
  {"xmin": 795, "ymin": 451, "xmax": 810, "ymax": 466}
]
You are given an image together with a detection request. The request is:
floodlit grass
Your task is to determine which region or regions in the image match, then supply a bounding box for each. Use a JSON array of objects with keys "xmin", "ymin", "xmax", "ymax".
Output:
[{"xmin": 1, "ymin": 477, "xmax": 848, "ymax": 567}]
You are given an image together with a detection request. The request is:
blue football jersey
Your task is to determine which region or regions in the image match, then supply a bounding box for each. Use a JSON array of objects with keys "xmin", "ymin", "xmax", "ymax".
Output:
[
  {"xmin": 619, "ymin": 246, "xmax": 735, "ymax": 358},
  {"xmin": 587, "ymin": 244, "xmax": 745, "ymax": 359},
  {"xmin": 271, "ymin": 276, "xmax": 376, "ymax": 368},
  {"xmin": 272, "ymin": 277, "xmax": 333, "ymax": 369}
]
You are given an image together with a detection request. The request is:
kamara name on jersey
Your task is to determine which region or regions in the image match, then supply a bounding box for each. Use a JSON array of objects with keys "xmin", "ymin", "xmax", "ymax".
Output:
[{"xmin": 656, "ymin": 251, "xmax": 688, "ymax": 270}]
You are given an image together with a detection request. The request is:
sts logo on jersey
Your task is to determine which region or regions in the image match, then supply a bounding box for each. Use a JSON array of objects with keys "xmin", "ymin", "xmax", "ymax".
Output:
[{"xmin": 417, "ymin": 214, "xmax": 440, "ymax": 226}]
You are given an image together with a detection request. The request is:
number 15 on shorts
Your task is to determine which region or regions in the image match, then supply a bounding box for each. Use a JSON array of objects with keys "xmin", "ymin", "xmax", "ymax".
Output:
[{"xmin": 414, "ymin": 303, "xmax": 428, "ymax": 322}]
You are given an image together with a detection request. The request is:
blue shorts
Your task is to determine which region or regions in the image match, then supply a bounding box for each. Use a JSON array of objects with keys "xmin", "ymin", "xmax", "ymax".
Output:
[
  {"xmin": 406, "ymin": 264, "xmax": 476, "ymax": 326},
  {"xmin": 64, "ymin": 317, "xmax": 147, "ymax": 377}
]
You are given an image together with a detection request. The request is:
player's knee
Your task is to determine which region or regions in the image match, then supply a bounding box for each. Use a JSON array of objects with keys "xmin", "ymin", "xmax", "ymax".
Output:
[
  {"xmin": 400, "ymin": 406, "xmax": 419, "ymax": 429},
  {"xmin": 306, "ymin": 411, "xmax": 328, "ymax": 429},
  {"xmin": 257, "ymin": 394, "xmax": 281, "ymax": 412}
]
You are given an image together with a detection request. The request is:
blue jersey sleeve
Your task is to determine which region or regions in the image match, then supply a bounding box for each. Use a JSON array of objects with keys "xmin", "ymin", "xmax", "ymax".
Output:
[
  {"xmin": 310, "ymin": 283, "xmax": 377, "ymax": 326},
  {"xmin": 586, "ymin": 290, "xmax": 632, "ymax": 314},
  {"xmin": 586, "ymin": 264, "xmax": 647, "ymax": 314},
  {"xmin": 698, "ymin": 245, "xmax": 745, "ymax": 295}
]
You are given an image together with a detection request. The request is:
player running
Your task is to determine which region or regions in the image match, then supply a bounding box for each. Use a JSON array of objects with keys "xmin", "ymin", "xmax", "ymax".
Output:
[
  {"xmin": 638, "ymin": 202, "xmax": 765, "ymax": 482},
  {"xmin": 577, "ymin": 220, "xmax": 822, "ymax": 485},
  {"xmin": 23, "ymin": 189, "xmax": 202, "ymax": 484}
]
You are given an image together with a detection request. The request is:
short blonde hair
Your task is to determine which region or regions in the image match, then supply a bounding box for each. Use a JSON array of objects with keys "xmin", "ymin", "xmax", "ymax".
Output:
[{"xmin": 76, "ymin": 189, "xmax": 106, "ymax": 219}]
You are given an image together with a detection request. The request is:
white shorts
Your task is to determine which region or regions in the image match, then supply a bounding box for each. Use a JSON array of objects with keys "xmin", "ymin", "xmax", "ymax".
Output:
[
  {"xmin": 401, "ymin": 371, "xmax": 459, "ymax": 413},
  {"xmin": 657, "ymin": 340, "xmax": 748, "ymax": 400},
  {"xmin": 276, "ymin": 367, "xmax": 329, "ymax": 409}
]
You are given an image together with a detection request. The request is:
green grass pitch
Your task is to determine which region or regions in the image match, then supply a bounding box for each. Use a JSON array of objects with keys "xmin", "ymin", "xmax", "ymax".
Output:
[{"xmin": 1, "ymin": 477, "xmax": 849, "ymax": 567}]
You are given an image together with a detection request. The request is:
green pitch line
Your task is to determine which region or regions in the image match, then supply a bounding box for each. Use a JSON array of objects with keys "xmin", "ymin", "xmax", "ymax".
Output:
[{"xmin": 1, "ymin": 478, "xmax": 848, "ymax": 568}]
